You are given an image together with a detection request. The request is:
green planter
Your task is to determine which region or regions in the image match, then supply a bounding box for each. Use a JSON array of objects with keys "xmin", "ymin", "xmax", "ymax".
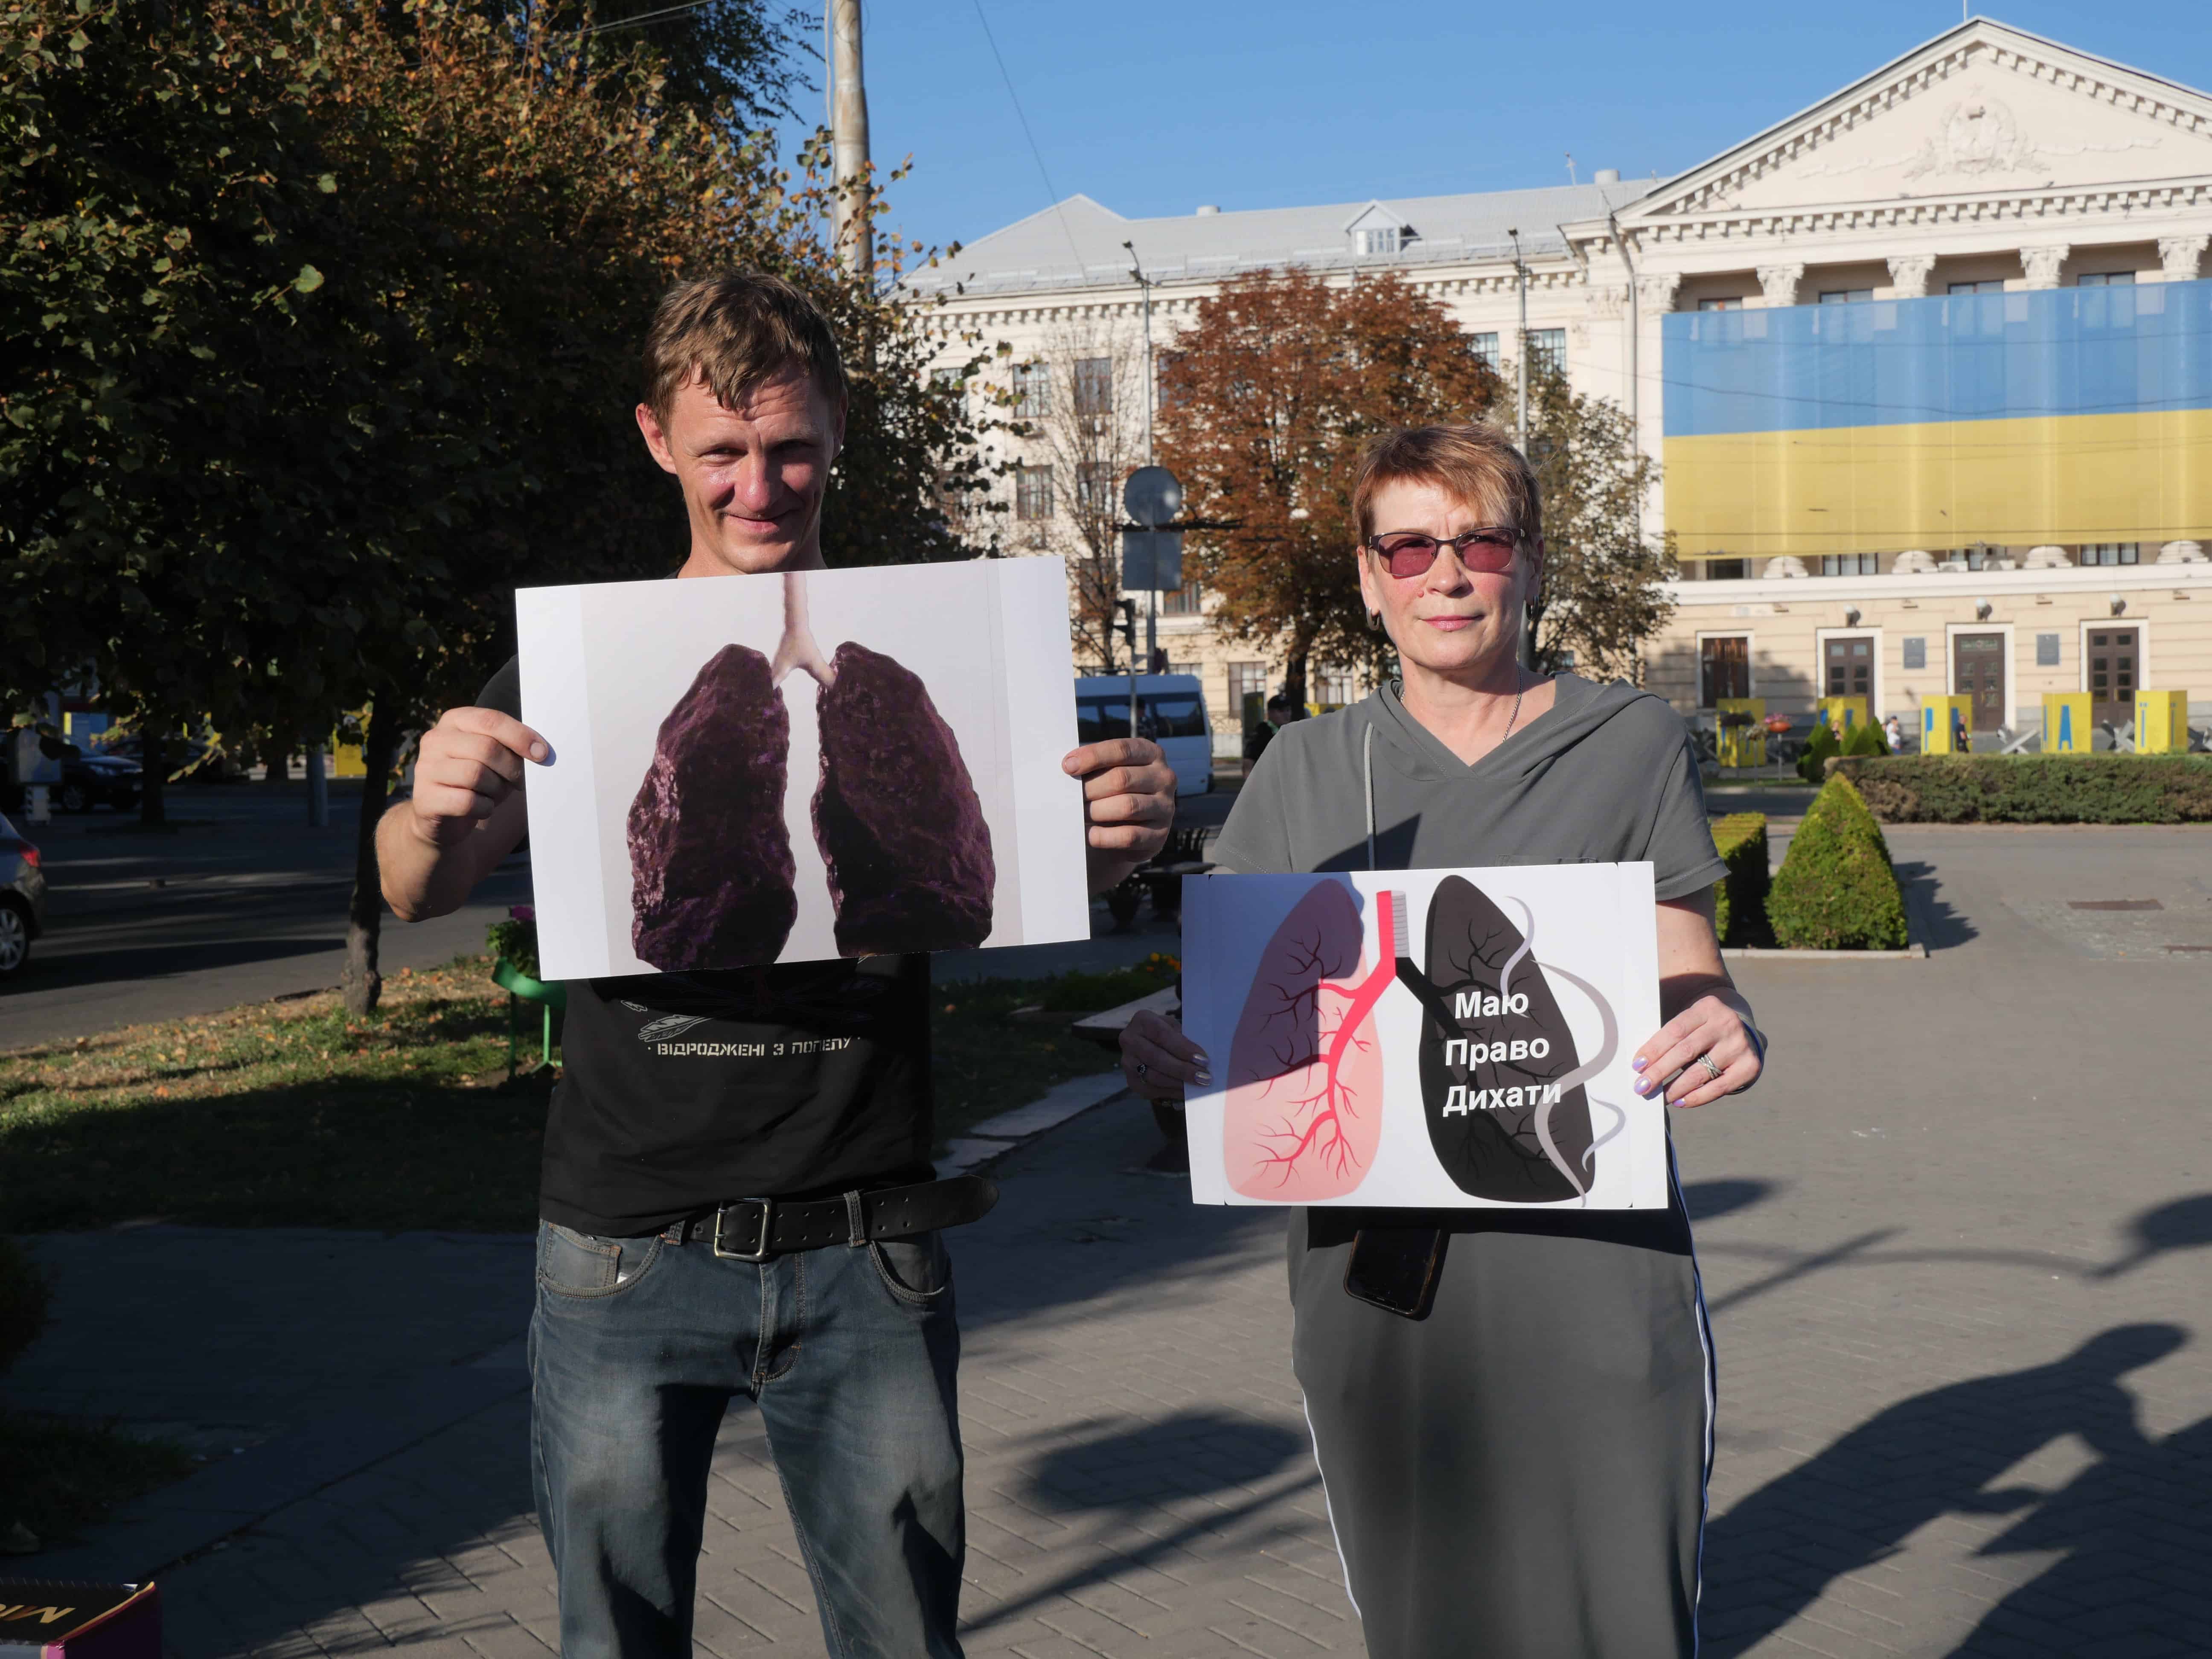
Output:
[{"xmin": 492, "ymin": 957, "xmax": 565, "ymax": 1077}]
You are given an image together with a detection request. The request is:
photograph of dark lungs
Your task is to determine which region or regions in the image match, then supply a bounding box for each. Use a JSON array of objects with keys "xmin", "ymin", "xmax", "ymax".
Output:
[
  {"xmin": 626, "ymin": 570, "xmax": 996, "ymax": 969},
  {"xmin": 1395, "ymin": 874, "xmax": 1627, "ymax": 1203}
]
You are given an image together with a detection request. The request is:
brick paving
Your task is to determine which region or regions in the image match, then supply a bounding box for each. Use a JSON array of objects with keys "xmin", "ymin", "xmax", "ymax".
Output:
[{"xmin": 19, "ymin": 826, "xmax": 2212, "ymax": 1659}]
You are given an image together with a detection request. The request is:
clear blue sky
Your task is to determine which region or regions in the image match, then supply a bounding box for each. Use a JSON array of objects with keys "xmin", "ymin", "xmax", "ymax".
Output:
[{"xmin": 775, "ymin": 3, "xmax": 2212, "ymax": 258}]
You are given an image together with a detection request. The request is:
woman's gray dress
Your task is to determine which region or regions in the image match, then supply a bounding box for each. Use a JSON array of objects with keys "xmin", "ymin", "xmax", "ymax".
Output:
[{"xmin": 1207, "ymin": 675, "xmax": 1728, "ymax": 1659}]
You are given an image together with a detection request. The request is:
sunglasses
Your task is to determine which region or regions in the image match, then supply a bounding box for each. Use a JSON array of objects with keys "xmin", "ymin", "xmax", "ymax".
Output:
[{"xmin": 1366, "ymin": 527, "xmax": 1520, "ymax": 579}]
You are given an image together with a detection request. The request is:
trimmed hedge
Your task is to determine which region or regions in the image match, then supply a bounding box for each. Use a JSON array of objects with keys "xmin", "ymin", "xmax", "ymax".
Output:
[
  {"xmin": 1835, "ymin": 755, "xmax": 2212, "ymax": 824},
  {"xmin": 1767, "ymin": 774, "xmax": 1909, "ymax": 950},
  {"xmin": 1796, "ymin": 720, "xmax": 1841, "ymax": 783},
  {"xmin": 1839, "ymin": 719, "xmax": 1889, "ymax": 758},
  {"xmin": 1710, "ymin": 813, "xmax": 1770, "ymax": 946},
  {"xmin": 0, "ymin": 1236, "xmax": 48, "ymax": 1378}
]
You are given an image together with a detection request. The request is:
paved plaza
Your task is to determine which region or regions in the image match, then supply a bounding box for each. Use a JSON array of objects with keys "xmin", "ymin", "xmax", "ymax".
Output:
[{"xmin": 13, "ymin": 825, "xmax": 2212, "ymax": 1658}]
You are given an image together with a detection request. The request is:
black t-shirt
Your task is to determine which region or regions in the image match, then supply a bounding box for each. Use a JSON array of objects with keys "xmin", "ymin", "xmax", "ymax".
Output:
[{"xmin": 478, "ymin": 657, "xmax": 934, "ymax": 1236}]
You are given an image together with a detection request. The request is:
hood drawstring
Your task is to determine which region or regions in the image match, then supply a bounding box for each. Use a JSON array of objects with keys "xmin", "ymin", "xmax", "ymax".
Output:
[{"xmin": 1363, "ymin": 722, "xmax": 1377, "ymax": 873}]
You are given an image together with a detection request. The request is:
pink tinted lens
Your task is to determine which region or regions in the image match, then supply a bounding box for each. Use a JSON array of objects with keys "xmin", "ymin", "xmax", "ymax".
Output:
[
  {"xmin": 1377, "ymin": 536, "xmax": 1441, "ymax": 578},
  {"xmin": 1457, "ymin": 532, "xmax": 1518, "ymax": 573}
]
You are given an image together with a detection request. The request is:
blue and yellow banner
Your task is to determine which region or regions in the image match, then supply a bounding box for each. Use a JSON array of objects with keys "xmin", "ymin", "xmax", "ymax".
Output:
[{"xmin": 1663, "ymin": 280, "xmax": 2212, "ymax": 557}]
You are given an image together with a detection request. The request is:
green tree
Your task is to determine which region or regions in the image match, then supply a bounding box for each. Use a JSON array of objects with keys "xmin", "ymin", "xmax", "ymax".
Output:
[
  {"xmin": 1158, "ymin": 268, "xmax": 1499, "ymax": 707},
  {"xmin": 2, "ymin": 0, "xmax": 996, "ymax": 1011},
  {"xmin": 1522, "ymin": 368, "xmax": 1675, "ymax": 681}
]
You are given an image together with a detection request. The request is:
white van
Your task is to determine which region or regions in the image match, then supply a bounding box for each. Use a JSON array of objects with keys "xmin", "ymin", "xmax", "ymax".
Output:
[{"xmin": 1074, "ymin": 674, "xmax": 1214, "ymax": 796}]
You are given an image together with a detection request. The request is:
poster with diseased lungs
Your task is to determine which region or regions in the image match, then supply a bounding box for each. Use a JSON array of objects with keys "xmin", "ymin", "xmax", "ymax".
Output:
[
  {"xmin": 516, "ymin": 559, "xmax": 1090, "ymax": 980},
  {"xmin": 1181, "ymin": 865, "xmax": 1668, "ymax": 1210}
]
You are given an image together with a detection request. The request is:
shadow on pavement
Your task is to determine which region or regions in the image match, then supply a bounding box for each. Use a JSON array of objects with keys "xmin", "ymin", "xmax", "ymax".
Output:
[
  {"xmin": 2092, "ymin": 1192, "xmax": 2212, "ymax": 1279},
  {"xmin": 1680, "ymin": 1179, "xmax": 1777, "ymax": 1223},
  {"xmin": 1700, "ymin": 1323, "xmax": 2188, "ymax": 1657},
  {"xmin": 1895, "ymin": 859, "xmax": 1977, "ymax": 951}
]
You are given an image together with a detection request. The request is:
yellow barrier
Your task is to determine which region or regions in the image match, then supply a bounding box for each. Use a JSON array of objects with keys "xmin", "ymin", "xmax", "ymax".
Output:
[
  {"xmin": 2136, "ymin": 690, "xmax": 2191, "ymax": 755},
  {"xmin": 1816, "ymin": 696, "xmax": 1870, "ymax": 736},
  {"xmin": 1920, "ymin": 695, "xmax": 1974, "ymax": 756},
  {"xmin": 2042, "ymin": 693, "xmax": 2093, "ymax": 754},
  {"xmin": 1715, "ymin": 699, "xmax": 1767, "ymax": 768}
]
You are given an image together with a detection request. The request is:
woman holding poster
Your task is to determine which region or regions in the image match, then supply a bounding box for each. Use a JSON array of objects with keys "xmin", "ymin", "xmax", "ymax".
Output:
[{"xmin": 1121, "ymin": 424, "xmax": 1766, "ymax": 1659}]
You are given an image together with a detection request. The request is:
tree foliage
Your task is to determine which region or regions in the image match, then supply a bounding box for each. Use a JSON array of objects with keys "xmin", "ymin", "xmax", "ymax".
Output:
[
  {"xmin": 1, "ymin": 0, "xmax": 995, "ymax": 1007},
  {"xmin": 1522, "ymin": 368, "xmax": 1675, "ymax": 682},
  {"xmin": 1156, "ymin": 268, "xmax": 1498, "ymax": 705}
]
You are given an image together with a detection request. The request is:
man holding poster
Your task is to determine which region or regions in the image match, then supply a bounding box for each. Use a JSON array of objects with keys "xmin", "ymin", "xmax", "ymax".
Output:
[
  {"xmin": 1121, "ymin": 424, "xmax": 1766, "ymax": 1659},
  {"xmin": 376, "ymin": 271, "xmax": 1175, "ymax": 1659}
]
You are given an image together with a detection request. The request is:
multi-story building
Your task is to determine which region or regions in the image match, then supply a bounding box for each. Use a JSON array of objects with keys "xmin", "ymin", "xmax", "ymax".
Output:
[{"xmin": 907, "ymin": 17, "xmax": 2212, "ymax": 749}]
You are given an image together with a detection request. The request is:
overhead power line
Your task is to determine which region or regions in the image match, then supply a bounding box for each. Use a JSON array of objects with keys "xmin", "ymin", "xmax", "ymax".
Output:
[{"xmin": 968, "ymin": 0, "xmax": 1087, "ymax": 278}]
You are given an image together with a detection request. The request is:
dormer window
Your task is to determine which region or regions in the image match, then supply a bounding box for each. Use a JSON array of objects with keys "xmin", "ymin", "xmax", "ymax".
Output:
[
  {"xmin": 1354, "ymin": 227, "xmax": 1400, "ymax": 257},
  {"xmin": 1343, "ymin": 202, "xmax": 1410, "ymax": 259}
]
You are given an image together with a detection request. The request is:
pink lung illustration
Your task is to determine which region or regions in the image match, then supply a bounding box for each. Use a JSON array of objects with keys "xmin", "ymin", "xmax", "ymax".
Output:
[{"xmin": 1223, "ymin": 884, "xmax": 1399, "ymax": 1200}]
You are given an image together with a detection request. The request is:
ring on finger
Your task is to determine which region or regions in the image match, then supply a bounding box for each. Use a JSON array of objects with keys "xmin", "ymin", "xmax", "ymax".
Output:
[
  {"xmin": 1135, "ymin": 1061, "xmax": 1148, "ymax": 1080},
  {"xmin": 1697, "ymin": 1053, "xmax": 1724, "ymax": 1084}
]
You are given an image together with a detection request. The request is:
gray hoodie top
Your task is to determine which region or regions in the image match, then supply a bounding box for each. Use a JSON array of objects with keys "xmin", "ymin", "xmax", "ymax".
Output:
[{"xmin": 1210, "ymin": 672, "xmax": 1727, "ymax": 897}]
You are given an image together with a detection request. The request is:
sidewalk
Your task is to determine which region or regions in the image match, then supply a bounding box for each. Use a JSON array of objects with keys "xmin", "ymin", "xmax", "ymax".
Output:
[{"xmin": 13, "ymin": 824, "xmax": 2212, "ymax": 1659}]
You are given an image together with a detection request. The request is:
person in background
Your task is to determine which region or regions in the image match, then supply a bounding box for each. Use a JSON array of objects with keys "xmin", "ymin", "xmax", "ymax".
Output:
[
  {"xmin": 1118, "ymin": 422, "xmax": 1766, "ymax": 1659},
  {"xmin": 1952, "ymin": 706, "xmax": 1971, "ymax": 754},
  {"xmin": 1884, "ymin": 713, "xmax": 1905, "ymax": 753}
]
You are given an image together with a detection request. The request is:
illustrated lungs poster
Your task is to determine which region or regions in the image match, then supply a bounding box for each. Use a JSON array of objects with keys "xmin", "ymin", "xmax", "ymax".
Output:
[
  {"xmin": 516, "ymin": 560, "xmax": 1090, "ymax": 979},
  {"xmin": 1182, "ymin": 865, "xmax": 1667, "ymax": 1210}
]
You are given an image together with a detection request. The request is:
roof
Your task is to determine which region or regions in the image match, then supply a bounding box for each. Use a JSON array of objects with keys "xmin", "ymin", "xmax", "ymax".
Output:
[{"xmin": 903, "ymin": 179, "xmax": 1656, "ymax": 298}]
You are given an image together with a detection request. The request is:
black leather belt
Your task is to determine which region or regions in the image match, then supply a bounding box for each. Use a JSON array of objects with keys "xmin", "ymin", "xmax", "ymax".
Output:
[{"xmin": 658, "ymin": 1175, "xmax": 998, "ymax": 1262}]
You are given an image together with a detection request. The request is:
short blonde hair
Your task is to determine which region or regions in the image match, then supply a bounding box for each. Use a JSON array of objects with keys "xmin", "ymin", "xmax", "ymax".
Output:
[
  {"xmin": 641, "ymin": 271, "xmax": 847, "ymax": 427},
  {"xmin": 1351, "ymin": 423, "xmax": 1543, "ymax": 551}
]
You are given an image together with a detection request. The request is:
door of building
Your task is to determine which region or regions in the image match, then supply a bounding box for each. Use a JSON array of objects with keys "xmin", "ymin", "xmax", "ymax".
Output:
[
  {"xmin": 1699, "ymin": 635, "xmax": 1749, "ymax": 707},
  {"xmin": 2085, "ymin": 626, "xmax": 2141, "ymax": 728},
  {"xmin": 1953, "ymin": 633, "xmax": 2007, "ymax": 731},
  {"xmin": 1823, "ymin": 636, "xmax": 1873, "ymax": 700}
]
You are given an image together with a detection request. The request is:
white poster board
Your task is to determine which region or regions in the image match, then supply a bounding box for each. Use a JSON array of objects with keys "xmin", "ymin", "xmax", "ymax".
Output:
[
  {"xmin": 517, "ymin": 559, "xmax": 1090, "ymax": 980},
  {"xmin": 1182, "ymin": 864, "xmax": 1668, "ymax": 1210}
]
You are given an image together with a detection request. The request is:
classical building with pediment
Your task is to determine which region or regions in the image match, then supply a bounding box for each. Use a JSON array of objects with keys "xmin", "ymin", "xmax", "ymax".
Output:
[{"xmin": 909, "ymin": 17, "xmax": 2212, "ymax": 753}]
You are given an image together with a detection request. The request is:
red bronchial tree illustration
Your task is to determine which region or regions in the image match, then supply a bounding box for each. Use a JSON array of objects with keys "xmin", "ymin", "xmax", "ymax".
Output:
[{"xmin": 1224, "ymin": 885, "xmax": 1399, "ymax": 1200}]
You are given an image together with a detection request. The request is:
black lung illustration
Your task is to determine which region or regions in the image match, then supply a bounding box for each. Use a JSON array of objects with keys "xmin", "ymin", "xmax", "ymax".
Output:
[
  {"xmin": 628, "ymin": 644, "xmax": 797, "ymax": 971},
  {"xmin": 1400, "ymin": 875, "xmax": 1592, "ymax": 1202},
  {"xmin": 813, "ymin": 641, "xmax": 995, "ymax": 955}
]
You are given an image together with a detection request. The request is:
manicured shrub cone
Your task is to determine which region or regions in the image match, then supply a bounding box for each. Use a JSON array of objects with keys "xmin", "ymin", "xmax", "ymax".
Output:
[{"xmin": 1767, "ymin": 774, "xmax": 1908, "ymax": 950}]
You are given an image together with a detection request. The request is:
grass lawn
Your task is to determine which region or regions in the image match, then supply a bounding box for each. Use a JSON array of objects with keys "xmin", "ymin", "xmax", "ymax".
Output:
[
  {"xmin": 0, "ymin": 1411, "xmax": 198, "ymax": 1551},
  {"xmin": 0, "ymin": 953, "xmax": 1170, "ymax": 1235}
]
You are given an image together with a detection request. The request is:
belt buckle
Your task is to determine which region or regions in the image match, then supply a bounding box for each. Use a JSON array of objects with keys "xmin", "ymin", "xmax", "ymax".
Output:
[{"xmin": 712, "ymin": 1199, "xmax": 775, "ymax": 1261}]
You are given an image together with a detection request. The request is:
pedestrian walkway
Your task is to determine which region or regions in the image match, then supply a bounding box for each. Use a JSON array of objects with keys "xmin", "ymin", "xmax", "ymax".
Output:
[{"xmin": 15, "ymin": 824, "xmax": 2212, "ymax": 1658}]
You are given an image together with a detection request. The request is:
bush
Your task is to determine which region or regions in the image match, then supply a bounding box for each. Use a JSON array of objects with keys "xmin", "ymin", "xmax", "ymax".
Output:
[
  {"xmin": 1766, "ymin": 774, "xmax": 1909, "ymax": 950},
  {"xmin": 1796, "ymin": 720, "xmax": 1841, "ymax": 783},
  {"xmin": 0, "ymin": 1237, "xmax": 49, "ymax": 1378},
  {"xmin": 1709, "ymin": 813, "xmax": 1770, "ymax": 946},
  {"xmin": 486, "ymin": 908, "xmax": 541, "ymax": 981},
  {"xmin": 1840, "ymin": 719, "xmax": 1889, "ymax": 758},
  {"xmin": 1834, "ymin": 755, "xmax": 2212, "ymax": 824}
]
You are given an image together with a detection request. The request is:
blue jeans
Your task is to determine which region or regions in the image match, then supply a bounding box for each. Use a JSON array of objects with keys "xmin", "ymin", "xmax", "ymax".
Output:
[{"xmin": 529, "ymin": 1220, "xmax": 966, "ymax": 1659}]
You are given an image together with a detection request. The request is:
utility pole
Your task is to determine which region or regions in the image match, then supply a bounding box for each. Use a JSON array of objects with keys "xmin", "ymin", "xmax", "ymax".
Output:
[
  {"xmin": 1509, "ymin": 227, "xmax": 1528, "ymax": 450},
  {"xmin": 1123, "ymin": 240, "xmax": 1159, "ymax": 672},
  {"xmin": 829, "ymin": 0, "xmax": 871, "ymax": 281}
]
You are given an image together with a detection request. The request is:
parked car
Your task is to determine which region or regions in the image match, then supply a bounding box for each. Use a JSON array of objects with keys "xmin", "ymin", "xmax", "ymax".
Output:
[
  {"xmin": 1073, "ymin": 674, "xmax": 1215, "ymax": 796},
  {"xmin": 58, "ymin": 751, "xmax": 141, "ymax": 812},
  {"xmin": 93, "ymin": 734, "xmax": 220, "ymax": 781},
  {"xmin": 0, "ymin": 812, "xmax": 47, "ymax": 978}
]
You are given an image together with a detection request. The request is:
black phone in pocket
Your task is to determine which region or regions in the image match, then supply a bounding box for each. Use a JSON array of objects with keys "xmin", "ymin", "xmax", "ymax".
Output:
[{"xmin": 1342, "ymin": 1227, "xmax": 1447, "ymax": 1320}]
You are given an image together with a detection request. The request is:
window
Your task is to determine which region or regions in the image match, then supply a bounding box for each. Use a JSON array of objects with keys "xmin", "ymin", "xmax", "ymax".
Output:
[
  {"xmin": 1696, "ymin": 298, "xmax": 1741, "ymax": 312},
  {"xmin": 1354, "ymin": 227, "xmax": 1400, "ymax": 256},
  {"xmin": 930, "ymin": 367, "xmax": 966, "ymax": 416},
  {"xmin": 1312, "ymin": 669, "xmax": 1361, "ymax": 709},
  {"xmin": 1470, "ymin": 332, "xmax": 1500, "ymax": 372},
  {"xmin": 1528, "ymin": 329, "xmax": 1566, "ymax": 377},
  {"xmin": 2078, "ymin": 271, "xmax": 2136, "ymax": 287},
  {"xmin": 1141, "ymin": 693, "xmax": 1208, "ymax": 740},
  {"xmin": 1072, "ymin": 357, "xmax": 1113, "ymax": 419},
  {"xmin": 1075, "ymin": 462, "xmax": 1114, "ymax": 518},
  {"xmin": 1153, "ymin": 351, "xmax": 1183, "ymax": 411},
  {"xmin": 1012, "ymin": 362, "xmax": 1051, "ymax": 418},
  {"xmin": 1818, "ymin": 553, "xmax": 1878, "ymax": 576},
  {"xmin": 1948, "ymin": 279, "xmax": 2005, "ymax": 295},
  {"xmin": 1015, "ymin": 464, "xmax": 1053, "ymax": 521},
  {"xmin": 2081, "ymin": 543, "xmax": 2140, "ymax": 566},
  {"xmin": 1227, "ymin": 661, "xmax": 1270, "ymax": 729},
  {"xmin": 1705, "ymin": 558, "xmax": 1748, "ymax": 580},
  {"xmin": 1161, "ymin": 580, "xmax": 1204, "ymax": 616},
  {"xmin": 1819, "ymin": 289, "xmax": 1874, "ymax": 304},
  {"xmin": 1698, "ymin": 636, "xmax": 1750, "ymax": 708},
  {"xmin": 1952, "ymin": 545, "xmax": 2005, "ymax": 570}
]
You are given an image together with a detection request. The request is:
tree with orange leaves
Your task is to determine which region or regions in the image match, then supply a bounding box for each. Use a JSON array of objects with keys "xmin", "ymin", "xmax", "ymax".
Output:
[{"xmin": 1156, "ymin": 268, "xmax": 1499, "ymax": 707}]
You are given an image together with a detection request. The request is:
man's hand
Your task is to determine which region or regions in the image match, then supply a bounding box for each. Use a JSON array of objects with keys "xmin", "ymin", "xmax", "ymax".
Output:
[
  {"xmin": 1064, "ymin": 736, "xmax": 1175, "ymax": 893},
  {"xmin": 380, "ymin": 707, "xmax": 544, "ymax": 923},
  {"xmin": 405, "ymin": 707, "xmax": 547, "ymax": 849}
]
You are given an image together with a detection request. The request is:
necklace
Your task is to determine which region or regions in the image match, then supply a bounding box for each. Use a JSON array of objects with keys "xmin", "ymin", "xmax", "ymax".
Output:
[{"xmin": 1500, "ymin": 675, "xmax": 1526, "ymax": 745}]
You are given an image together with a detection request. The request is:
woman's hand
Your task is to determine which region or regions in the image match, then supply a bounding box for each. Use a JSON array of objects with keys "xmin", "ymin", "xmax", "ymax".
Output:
[
  {"xmin": 1630, "ymin": 993, "xmax": 1764, "ymax": 1109},
  {"xmin": 1120, "ymin": 1009, "xmax": 1210, "ymax": 1102}
]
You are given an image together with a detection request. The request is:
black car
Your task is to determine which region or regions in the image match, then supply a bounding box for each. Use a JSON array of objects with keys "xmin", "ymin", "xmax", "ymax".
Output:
[
  {"xmin": 0, "ymin": 811, "xmax": 47, "ymax": 978},
  {"xmin": 58, "ymin": 751, "xmax": 141, "ymax": 812}
]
